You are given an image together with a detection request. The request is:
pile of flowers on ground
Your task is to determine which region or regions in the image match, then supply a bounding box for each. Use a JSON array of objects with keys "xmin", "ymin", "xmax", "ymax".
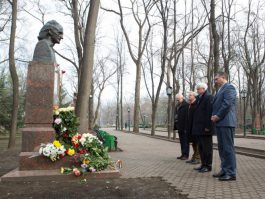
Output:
[{"xmin": 39, "ymin": 106, "xmax": 112, "ymax": 176}]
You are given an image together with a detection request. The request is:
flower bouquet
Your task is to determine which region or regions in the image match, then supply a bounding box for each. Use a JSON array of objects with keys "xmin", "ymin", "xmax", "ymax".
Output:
[
  {"xmin": 39, "ymin": 140, "xmax": 66, "ymax": 161},
  {"xmin": 53, "ymin": 106, "xmax": 79, "ymax": 146},
  {"xmin": 39, "ymin": 106, "xmax": 113, "ymax": 176}
]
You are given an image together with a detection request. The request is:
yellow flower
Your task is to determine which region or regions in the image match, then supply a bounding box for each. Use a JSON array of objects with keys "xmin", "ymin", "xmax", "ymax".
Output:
[
  {"xmin": 61, "ymin": 167, "xmax": 64, "ymax": 174},
  {"xmin": 50, "ymin": 157, "xmax": 57, "ymax": 161},
  {"xmin": 54, "ymin": 110, "xmax": 59, "ymax": 115},
  {"xmin": 53, "ymin": 140, "xmax": 62, "ymax": 148},
  {"xmin": 67, "ymin": 148, "xmax": 75, "ymax": 156},
  {"xmin": 83, "ymin": 160, "xmax": 90, "ymax": 165}
]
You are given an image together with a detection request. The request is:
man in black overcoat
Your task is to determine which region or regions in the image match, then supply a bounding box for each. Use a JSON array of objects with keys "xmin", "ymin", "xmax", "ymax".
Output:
[
  {"xmin": 174, "ymin": 94, "xmax": 189, "ymax": 160},
  {"xmin": 192, "ymin": 83, "xmax": 213, "ymax": 172},
  {"xmin": 185, "ymin": 91, "xmax": 200, "ymax": 164}
]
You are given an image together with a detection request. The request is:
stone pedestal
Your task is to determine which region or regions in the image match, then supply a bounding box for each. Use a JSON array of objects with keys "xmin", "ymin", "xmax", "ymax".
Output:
[
  {"xmin": 20, "ymin": 61, "xmax": 56, "ymax": 170},
  {"xmin": 21, "ymin": 127, "xmax": 55, "ymax": 152},
  {"xmin": 24, "ymin": 61, "xmax": 55, "ymax": 127}
]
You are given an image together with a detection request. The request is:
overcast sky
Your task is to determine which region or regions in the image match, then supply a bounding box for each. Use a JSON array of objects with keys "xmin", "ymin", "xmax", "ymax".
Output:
[{"xmin": 1, "ymin": 0, "xmax": 263, "ymax": 105}]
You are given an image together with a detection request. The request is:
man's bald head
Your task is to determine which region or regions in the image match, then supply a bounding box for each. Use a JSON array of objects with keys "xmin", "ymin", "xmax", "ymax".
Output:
[{"xmin": 176, "ymin": 94, "xmax": 184, "ymax": 104}]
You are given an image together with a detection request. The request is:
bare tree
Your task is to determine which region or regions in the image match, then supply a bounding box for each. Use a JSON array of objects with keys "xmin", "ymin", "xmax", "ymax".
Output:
[
  {"xmin": 7, "ymin": 0, "xmax": 19, "ymax": 149},
  {"xmin": 237, "ymin": 0, "xmax": 265, "ymax": 130},
  {"xmin": 142, "ymin": 0, "xmax": 169, "ymax": 136},
  {"xmin": 189, "ymin": 0, "xmax": 196, "ymax": 91},
  {"xmin": 92, "ymin": 57, "xmax": 117, "ymax": 128},
  {"xmin": 200, "ymin": 0, "xmax": 219, "ymax": 92},
  {"xmin": 0, "ymin": 1, "xmax": 11, "ymax": 33},
  {"xmin": 102, "ymin": 0, "xmax": 155, "ymax": 133},
  {"xmin": 111, "ymin": 33, "xmax": 126, "ymax": 131},
  {"xmin": 220, "ymin": 0, "xmax": 234, "ymax": 77},
  {"xmin": 169, "ymin": 0, "xmax": 208, "ymax": 138},
  {"xmin": 75, "ymin": 0, "xmax": 100, "ymax": 133}
]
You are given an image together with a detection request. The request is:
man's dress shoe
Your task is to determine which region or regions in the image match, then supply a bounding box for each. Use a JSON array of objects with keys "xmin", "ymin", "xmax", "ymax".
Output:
[
  {"xmin": 219, "ymin": 175, "xmax": 236, "ymax": 181},
  {"xmin": 198, "ymin": 167, "xmax": 212, "ymax": 173}
]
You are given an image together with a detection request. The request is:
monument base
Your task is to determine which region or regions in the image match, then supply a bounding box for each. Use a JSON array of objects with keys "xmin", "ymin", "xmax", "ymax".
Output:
[
  {"xmin": 21, "ymin": 127, "xmax": 55, "ymax": 152},
  {"xmin": 0, "ymin": 168, "xmax": 121, "ymax": 182},
  {"xmin": 19, "ymin": 152, "xmax": 79, "ymax": 171}
]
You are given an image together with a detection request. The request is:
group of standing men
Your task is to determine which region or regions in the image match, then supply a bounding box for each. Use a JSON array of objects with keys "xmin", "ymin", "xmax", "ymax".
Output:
[{"xmin": 174, "ymin": 72, "xmax": 237, "ymax": 181}]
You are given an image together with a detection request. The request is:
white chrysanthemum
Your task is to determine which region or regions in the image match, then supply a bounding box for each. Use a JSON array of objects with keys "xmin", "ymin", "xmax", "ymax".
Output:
[
  {"xmin": 66, "ymin": 107, "xmax": 74, "ymax": 112},
  {"xmin": 58, "ymin": 106, "xmax": 74, "ymax": 113},
  {"xmin": 42, "ymin": 147, "xmax": 51, "ymax": 157},
  {"xmin": 57, "ymin": 146, "xmax": 66, "ymax": 155},
  {"xmin": 80, "ymin": 133, "xmax": 101, "ymax": 145},
  {"xmin": 79, "ymin": 137, "xmax": 86, "ymax": 146},
  {"xmin": 39, "ymin": 147, "xmax": 43, "ymax": 155},
  {"xmin": 50, "ymin": 149, "xmax": 57, "ymax": 156}
]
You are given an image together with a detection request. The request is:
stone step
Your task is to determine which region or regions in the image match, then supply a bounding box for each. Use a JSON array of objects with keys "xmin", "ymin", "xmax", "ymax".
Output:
[{"xmin": 0, "ymin": 168, "xmax": 121, "ymax": 182}]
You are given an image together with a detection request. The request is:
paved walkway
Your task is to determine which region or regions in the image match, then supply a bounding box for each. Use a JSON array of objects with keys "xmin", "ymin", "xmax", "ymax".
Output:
[
  {"xmin": 107, "ymin": 128, "xmax": 265, "ymax": 199},
  {"xmin": 139, "ymin": 129, "xmax": 265, "ymax": 151}
]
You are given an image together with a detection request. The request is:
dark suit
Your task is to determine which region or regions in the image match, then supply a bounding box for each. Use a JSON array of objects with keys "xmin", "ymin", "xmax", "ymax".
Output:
[
  {"xmin": 212, "ymin": 83, "xmax": 237, "ymax": 177},
  {"xmin": 186, "ymin": 101, "xmax": 200, "ymax": 161},
  {"xmin": 192, "ymin": 91, "xmax": 213, "ymax": 169},
  {"xmin": 174, "ymin": 101, "xmax": 189, "ymax": 157}
]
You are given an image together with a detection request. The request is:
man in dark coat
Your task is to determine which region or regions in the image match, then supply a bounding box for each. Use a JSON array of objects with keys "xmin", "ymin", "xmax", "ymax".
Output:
[
  {"xmin": 185, "ymin": 91, "xmax": 200, "ymax": 164},
  {"xmin": 211, "ymin": 72, "xmax": 237, "ymax": 181},
  {"xmin": 192, "ymin": 83, "xmax": 213, "ymax": 173},
  {"xmin": 174, "ymin": 94, "xmax": 189, "ymax": 160}
]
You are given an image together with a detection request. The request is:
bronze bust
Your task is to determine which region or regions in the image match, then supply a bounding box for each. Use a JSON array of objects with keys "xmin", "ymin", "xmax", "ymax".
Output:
[{"xmin": 32, "ymin": 20, "xmax": 63, "ymax": 64}]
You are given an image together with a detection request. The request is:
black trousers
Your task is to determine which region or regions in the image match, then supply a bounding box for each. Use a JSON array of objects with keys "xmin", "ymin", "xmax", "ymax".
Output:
[
  {"xmin": 197, "ymin": 135, "xmax": 213, "ymax": 168},
  {"xmin": 178, "ymin": 130, "xmax": 189, "ymax": 157}
]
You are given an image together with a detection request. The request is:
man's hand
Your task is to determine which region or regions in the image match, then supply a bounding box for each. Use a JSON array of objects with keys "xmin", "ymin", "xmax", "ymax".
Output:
[{"xmin": 211, "ymin": 115, "xmax": 220, "ymax": 123}]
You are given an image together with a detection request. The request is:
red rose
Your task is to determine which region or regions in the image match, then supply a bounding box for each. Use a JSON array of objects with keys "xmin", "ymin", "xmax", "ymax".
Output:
[
  {"xmin": 78, "ymin": 135, "xmax": 81, "ymax": 139},
  {"xmin": 73, "ymin": 169, "xmax": 81, "ymax": 176},
  {"xmin": 75, "ymin": 144, "xmax": 79, "ymax": 148},
  {"xmin": 63, "ymin": 133, "xmax": 68, "ymax": 137},
  {"xmin": 59, "ymin": 154, "xmax": 65, "ymax": 158}
]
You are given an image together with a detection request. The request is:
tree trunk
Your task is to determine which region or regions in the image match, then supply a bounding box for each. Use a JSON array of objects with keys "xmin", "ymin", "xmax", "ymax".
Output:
[
  {"xmin": 133, "ymin": 61, "xmax": 141, "ymax": 133},
  {"xmin": 167, "ymin": 66, "xmax": 172, "ymax": 139},
  {"xmin": 181, "ymin": 50, "xmax": 185, "ymax": 95},
  {"xmin": 210, "ymin": 0, "xmax": 220, "ymax": 73},
  {"xmin": 8, "ymin": 0, "xmax": 19, "ymax": 149},
  {"xmin": 120, "ymin": 65, "xmax": 123, "ymax": 130},
  {"xmin": 72, "ymin": 0, "xmax": 83, "ymax": 82},
  {"xmin": 151, "ymin": 104, "xmax": 156, "ymax": 136},
  {"xmin": 116, "ymin": 75, "xmax": 120, "ymax": 130},
  {"xmin": 93, "ymin": 84, "xmax": 105, "ymax": 127},
  {"xmin": 207, "ymin": 25, "xmax": 214, "ymax": 93},
  {"xmin": 190, "ymin": 0, "xmax": 195, "ymax": 91},
  {"xmin": 75, "ymin": 0, "xmax": 100, "ymax": 133},
  {"xmin": 88, "ymin": 82, "xmax": 94, "ymax": 129}
]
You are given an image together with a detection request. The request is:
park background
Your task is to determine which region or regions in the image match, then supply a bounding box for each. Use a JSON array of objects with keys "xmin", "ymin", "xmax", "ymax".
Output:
[{"xmin": 1, "ymin": 0, "xmax": 265, "ymax": 148}]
